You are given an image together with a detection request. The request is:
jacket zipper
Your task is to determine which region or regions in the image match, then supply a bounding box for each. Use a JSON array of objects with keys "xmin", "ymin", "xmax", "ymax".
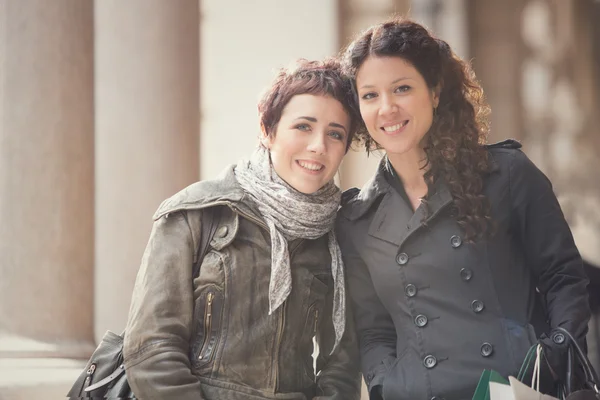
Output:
[
  {"xmin": 311, "ymin": 307, "xmax": 320, "ymax": 379},
  {"xmin": 272, "ymin": 241, "xmax": 308, "ymax": 391},
  {"xmin": 273, "ymin": 300, "xmax": 287, "ymax": 391},
  {"xmin": 198, "ymin": 292, "xmax": 214, "ymax": 360}
]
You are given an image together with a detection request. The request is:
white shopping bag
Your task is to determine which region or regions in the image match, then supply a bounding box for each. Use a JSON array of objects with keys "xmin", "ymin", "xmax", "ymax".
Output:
[{"xmin": 489, "ymin": 345, "xmax": 559, "ymax": 400}]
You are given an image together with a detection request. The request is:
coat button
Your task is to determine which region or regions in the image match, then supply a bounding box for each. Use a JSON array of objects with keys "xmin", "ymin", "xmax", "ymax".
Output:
[
  {"xmin": 450, "ymin": 235, "xmax": 462, "ymax": 248},
  {"xmin": 423, "ymin": 355, "xmax": 437, "ymax": 369},
  {"xmin": 216, "ymin": 225, "xmax": 228, "ymax": 238},
  {"xmin": 481, "ymin": 342, "xmax": 494, "ymax": 357},
  {"xmin": 405, "ymin": 284, "xmax": 417, "ymax": 297},
  {"xmin": 471, "ymin": 300, "xmax": 485, "ymax": 313},
  {"xmin": 415, "ymin": 314, "xmax": 428, "ymax": 327},
  {"xmin": 552, "ymin": 332, "xmax": 566, "ymax": 344},
  {"xmin": 397, "ymin": 252, "xmax": 409, "ymax": 265},
  {"xmin": 460, "ymin": 268, "xmax": 473, "ymax": 281}
]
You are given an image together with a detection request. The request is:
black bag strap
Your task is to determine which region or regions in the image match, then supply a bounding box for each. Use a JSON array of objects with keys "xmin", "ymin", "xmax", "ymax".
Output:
[
  {"xmin": 557, "ymin": 327, "xmax": 600, "ymax": 396},
  {"xmin": 192, "ymin": 206, "xmax": 222, "ymax": 279}
]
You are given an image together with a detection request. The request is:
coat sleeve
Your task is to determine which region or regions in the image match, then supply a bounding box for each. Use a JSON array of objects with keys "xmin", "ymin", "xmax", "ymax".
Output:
[
  {"xmin": 336, "ymin": 219, "xmax": 397, "ymax": 400},
  {"xmin": 123, "ymin": 211, "xmax": 206, "ymax": 400},
  {"xmin": 313, "ymin": 283, "xmax": 362, "ymax": 400},
  {"xmin": 509, "ymin": 150, "xmax": 590, "ymax": 342}
]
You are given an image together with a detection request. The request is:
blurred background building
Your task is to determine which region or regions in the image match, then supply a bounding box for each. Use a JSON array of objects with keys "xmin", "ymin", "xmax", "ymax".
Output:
[{"xmin": 0, "ymin": 0, "xmax": 598, "ymax": 398}]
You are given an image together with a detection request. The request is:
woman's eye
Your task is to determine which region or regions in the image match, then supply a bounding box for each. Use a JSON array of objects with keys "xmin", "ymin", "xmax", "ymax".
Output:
[
  {"xmin": 295, "ymin": 123, "xmax": 311, "ymax": 131},
  {"xmin": 361, "ymin": 92, "xmax": 377, "ymax": 100},
  {"xmin": 328, "ymin": 131, "xmax": 345, "ymax": 141},
  {"xmin": 395, "ymin": 85, "xmax": 411, "ymax": 93}
]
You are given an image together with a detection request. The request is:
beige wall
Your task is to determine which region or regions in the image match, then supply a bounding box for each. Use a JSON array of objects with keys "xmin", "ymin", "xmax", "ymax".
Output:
[{"xmin": 200, "ymin": 0, "xmax": 340, "ymax": 180}]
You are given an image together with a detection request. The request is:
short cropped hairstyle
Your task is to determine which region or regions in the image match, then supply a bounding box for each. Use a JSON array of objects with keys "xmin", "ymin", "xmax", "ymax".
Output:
[{"xmin": 258, "ymin": 58, "xmax": 361, "ymax": 151}]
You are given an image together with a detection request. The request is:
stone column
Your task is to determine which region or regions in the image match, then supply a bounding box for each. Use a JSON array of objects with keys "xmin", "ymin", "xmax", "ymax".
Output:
[
  {"xmin": 94, "ymin": 0, "xmax": 200, "ymax": 341},
  {"xmin": 0, "ymin": 0, "xmax": 95, "ymax": 360}
]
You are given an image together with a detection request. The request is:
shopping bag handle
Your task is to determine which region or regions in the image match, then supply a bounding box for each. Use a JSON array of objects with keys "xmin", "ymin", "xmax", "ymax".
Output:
[{"xmin": 518, "ymin": 344, "xmax": 539, "ymax": 382}]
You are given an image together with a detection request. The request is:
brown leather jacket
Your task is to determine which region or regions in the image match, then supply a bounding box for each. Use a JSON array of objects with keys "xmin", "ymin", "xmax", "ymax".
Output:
[{"xmin": 123, "ymin": 166, "xmax": 361, "ymax": 400}]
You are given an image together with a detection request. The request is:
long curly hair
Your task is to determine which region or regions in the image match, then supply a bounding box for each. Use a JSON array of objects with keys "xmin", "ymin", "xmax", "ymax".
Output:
[{"xmin": 342, "ymin": 18, "xmax": 493, "ymax": 242}]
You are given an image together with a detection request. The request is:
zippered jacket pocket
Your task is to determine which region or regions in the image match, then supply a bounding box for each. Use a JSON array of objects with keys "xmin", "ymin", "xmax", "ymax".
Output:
[{"xmin": 191, "ymin": 286, "xmax": 223, "ymax": 368}]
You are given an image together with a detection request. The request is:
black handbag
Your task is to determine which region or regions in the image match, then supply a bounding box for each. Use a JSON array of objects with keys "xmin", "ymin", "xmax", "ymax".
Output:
[
  {"xmin": 66, "ymin": 207, "xmax": 221, "ymax": 399},
  {"xmin": 556, "ymin": 327, "xmax": 600, "ymax": 400},
  {"xmin": 66, "ymin": 330, "xmax": 131, "ymax": 399}
]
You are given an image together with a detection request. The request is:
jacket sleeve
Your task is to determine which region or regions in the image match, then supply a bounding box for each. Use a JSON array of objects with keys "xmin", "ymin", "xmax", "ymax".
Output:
[
  {"xmin": 123, "ymin": 211, "xmax": 206, "ymax": 400},
  {"xmin": 509, "ymin": 150, "xmax": 591, "ymax": 342},
  {"xmin": 313, "ymin": 283, "xmax": 362, "ymax": 400},
  {"xmin": 336, "ymin": 220, "xmax": 397, "ymax": 399}
]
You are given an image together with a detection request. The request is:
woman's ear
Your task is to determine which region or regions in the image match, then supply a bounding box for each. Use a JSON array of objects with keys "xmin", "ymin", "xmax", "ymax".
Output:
[
  {"xmin": 260, "ymin": 122, "xmax": 272, "ymax": 149},
  {"xmin": 432, "ymin": 85, "xmax": 441, "ymax": 108}
]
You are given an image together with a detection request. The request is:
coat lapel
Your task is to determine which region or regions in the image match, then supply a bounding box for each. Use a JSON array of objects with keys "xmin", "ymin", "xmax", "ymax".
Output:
[
  {"xmin": 368, "ymin": 189, "xmax": 414, "ymax": 246},
  {"xmin": 346, "ymin": 159, "xmax": 454, "ymax": 249},
  {"xmin": 397, "ymin": 178, "xmax": 453, "ymax": 248}
]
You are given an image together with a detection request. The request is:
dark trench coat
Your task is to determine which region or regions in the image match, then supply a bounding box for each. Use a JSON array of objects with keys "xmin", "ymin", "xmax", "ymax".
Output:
[{"xmin": 336, "ymin": 141, "xmax": 591, "ymax": 400}]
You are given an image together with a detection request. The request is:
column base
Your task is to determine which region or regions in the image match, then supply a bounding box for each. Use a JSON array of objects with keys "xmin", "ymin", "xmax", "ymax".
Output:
[
  {"xmin": 0, "ymin": 358, "xmax": 87, "ymax": 400},
  {"xmin": 0, "ymin": 333, "xmax": 96, "ymax": 359}
]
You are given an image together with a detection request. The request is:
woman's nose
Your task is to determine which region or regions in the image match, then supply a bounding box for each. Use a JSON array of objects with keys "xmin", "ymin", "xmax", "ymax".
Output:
[
  {"xmin": 379, "ymin": 94, "xmax": 398, "ymax": 116},
  {"xmin": 307, "ymin": 133, "xmax": 326, "ymax": 154}
]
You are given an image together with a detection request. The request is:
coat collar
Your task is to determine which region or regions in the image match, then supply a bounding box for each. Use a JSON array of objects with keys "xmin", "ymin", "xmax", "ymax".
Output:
[
  {"xmin": 341, "ymin": 157, "xmax": 453, "ymax": 220},
  {"xmin": 341, "ymin": 139, "xmax": 521, "ymax": 221},
  {"xmin": 341, "ymin": 140, "xmax": 520, "ymax": 246},
  {"xmin": 340, "ymin": 160, "xmax": 391, "ymax": 222},
  {"xmin": 368, "ymin": 169, "xmax": 454, "ymax": 247},
  {"xmin": 341, "ymin": 157, "xmax": 453, "ymax": 248},
  {"xmin": 153, "ymin": 164, "xmax": 262, "ymax": 222},
  {"xmin": 485, "ymin": 138, "xmax": 522, "ymax": 173}
]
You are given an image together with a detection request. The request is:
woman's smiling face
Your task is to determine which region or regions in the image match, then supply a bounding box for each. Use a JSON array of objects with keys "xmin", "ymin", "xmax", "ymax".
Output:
[
  {"xmin": 356, "ymin": 56, "xmax": 439, "ymax": 157},
  {"xmin": 263, "ymin": 93, "xmax": 350, "ymax": 194}
]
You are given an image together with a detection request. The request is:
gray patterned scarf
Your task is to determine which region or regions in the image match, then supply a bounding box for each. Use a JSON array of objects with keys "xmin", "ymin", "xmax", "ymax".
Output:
[{"xmin": 234, "ymin": 146, "xmax": 345, "ymax": 352}]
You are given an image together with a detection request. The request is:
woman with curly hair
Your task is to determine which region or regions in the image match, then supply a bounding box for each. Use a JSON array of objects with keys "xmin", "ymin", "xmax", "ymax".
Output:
[{"xmin": 336, "ymin": 18, "xmax": 590, "ymax": 400}]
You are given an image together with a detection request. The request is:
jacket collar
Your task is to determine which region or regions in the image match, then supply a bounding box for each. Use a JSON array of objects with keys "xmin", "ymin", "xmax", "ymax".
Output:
[
  {"xmin": 153, "ymin": 165, "xmax": 262, "ymax": 222},
  {"xmin": 341, "ymin": 157, "xmax": 454, "ymax": 247},
  {"xmin": 374, "ymin": 175, "xmax": 453, "ymax": 247},
  {"xmin": 340, "ymin": 159, "xmax": 391, "ymax": 222},
  {"xmin": 485, "ymin": 139, "xmax": 522, "ymax": 173},
  {"xmin": 341, "ymin": 158, "xmax": 452, "ymax": 218},
  {"xmin": 341, "ymin": 139, "xmax": 518, "ymax": 223}
]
